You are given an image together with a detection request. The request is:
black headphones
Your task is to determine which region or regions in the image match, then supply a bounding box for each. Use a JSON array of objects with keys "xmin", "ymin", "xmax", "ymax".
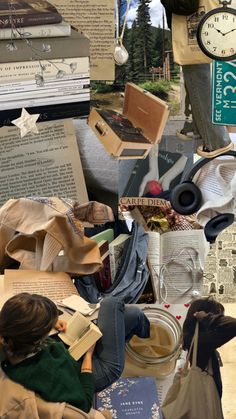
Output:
[{"xmin": 170, "ymin": 151, "xmax": 236, "ymax": 243}]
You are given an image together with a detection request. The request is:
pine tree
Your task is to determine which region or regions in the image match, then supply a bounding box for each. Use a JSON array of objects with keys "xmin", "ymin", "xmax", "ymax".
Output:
[
  {"xmin": 126, "ymin": 20, "xmax": 139, "ymax": 82},
  {"xmin": 135, "ymin": 0, "xmax": 153, "ymax": 79}
]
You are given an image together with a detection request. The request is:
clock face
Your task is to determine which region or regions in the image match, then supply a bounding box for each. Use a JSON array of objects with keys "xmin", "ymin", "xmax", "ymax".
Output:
[{"xmin": 197, "ymin": 8, "xmax": 236, "ymax": 61}]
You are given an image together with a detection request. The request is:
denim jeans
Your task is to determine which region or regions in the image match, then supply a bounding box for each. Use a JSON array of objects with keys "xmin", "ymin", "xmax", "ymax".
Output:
[
  {"xmin": 92, "ymin": 296, "xmax": 150, "ymax": 392},
  {"xmin": 183, "ymin": 64, "xmax": 231, "ymax": 150}
]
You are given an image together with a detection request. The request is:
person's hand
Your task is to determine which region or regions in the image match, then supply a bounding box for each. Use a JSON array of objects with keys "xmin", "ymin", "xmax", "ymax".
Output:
[
  {"xmin": 194, "ymin": 311, "xmax": 208, "ymax": 320},
  {"xmin": 85, "ymin": 343, "xmax": 96, "ymax": 357},
  {"xmin": 55, "ymin": 319, "xmax": 67, "ymax": 332}
]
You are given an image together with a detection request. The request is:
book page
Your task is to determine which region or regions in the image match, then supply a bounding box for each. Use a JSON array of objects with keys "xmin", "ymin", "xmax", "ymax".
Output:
[
  {"xmin": 62, "ymin": 294, "xmax": 100, "ymax": 315},
  {"xmin": 194, "ymin": 158, "xmax": 236, "ymax": 202},
  {"xmin": 59, "ymin": 311, "xmax": 90, "ymax": 346},
  {"xmin": 3, "ymin": 269, "xmax": 78, "ymax": 305},
  {"xmin": 159, "ymin": 230, "xmax": 209, "ymax": 303},
  {"xmin": 0, "ymin": 119, "xmax": 88, "ymax": 206},
  {"xmin": 50, "ymin": 0, "xmax": 115, "ymax": 80}
]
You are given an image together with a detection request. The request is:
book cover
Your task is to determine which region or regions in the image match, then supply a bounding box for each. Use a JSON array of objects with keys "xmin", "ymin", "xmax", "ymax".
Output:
[
  {"xmin": 0, "ymin": 77, "xmax": 90, "ymax": 95},
  {"xmin": 0, "ymin": 0, "xmax": 62, "ymax": 28},
  {"xmin": 59, "ymin": 311, "xmax": 102, "ymax": 361},
  {"xmin": 0, "ymin": 28, "xmax": 89, "ymax": 63},
  {"xmin": 91, "ymin": 229, "xmax": 114, "ymax": 245},
  {"xmin": 95, "ymin": 376, "xmax": 162, "ymax": 419},
  {"xmin": 0, "ymin": 86, "xmax": 90, "ymax": 110},
  {"xmin": 0, "ymin": 20, "xmax": 71, "ymax": 39},
  {"xmin": 109, "ymin": 234, "xmax": 130, "ymax": 282},
  {"xmin": 94, "ymin": 252, "xmax": 112, "ymax": 292},
  {"xmin": 120, "ymin": 150, "xmax": 190, "ymax": 198},
  {"xmin": 0, "ymin": 100, "xmax": 90, "ymax": 127},
  {"xmin": 0, "ymin": 91, "xmax": 90, "ymax": 110},
  {"xmin": 98, "ymin": 240, "xmax": 109, "ymax": 261},
  {"xmin": 0, "ymin": 85, "xmax": 90, "ymax": 104},
  {"xmin": 0, "ymin": 57, "xmax": 90, "ymax": 83}
]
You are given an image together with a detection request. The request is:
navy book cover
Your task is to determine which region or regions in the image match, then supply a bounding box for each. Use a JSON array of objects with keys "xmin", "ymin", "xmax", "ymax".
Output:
[{"xmin": 95, "ymin": 376, "xmax": 162, "ymax": 418}]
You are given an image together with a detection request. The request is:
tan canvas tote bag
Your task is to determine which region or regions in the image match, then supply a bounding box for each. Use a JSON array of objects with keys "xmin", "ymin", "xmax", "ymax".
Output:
[
  {"xmin": 0, "ymin": 197, "xmax": 105, "ymax": 275},
  {"xmin": 161, "ymin": 322, "xmax": 224, "ymax": 419},
  {"xmin": 172, "ymin": 0, "xmax": 219, "ymax": 65}
]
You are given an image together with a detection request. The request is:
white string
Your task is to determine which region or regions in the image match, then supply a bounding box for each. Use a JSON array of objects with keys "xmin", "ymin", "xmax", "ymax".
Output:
[
  {"xmin": 115, "ymin": 0, "xmax": 132, "ymax": 42},
  {"xmin": 152, "ymin": 247, "xmax": 202, "ymax": 304}
]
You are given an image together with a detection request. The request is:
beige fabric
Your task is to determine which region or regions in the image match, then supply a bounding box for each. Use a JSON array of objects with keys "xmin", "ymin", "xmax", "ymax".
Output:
[
  {"xmin": 172, "ymin": 0, "xmax": 218, "ymax": 65},
  {"xmin": 0, "ymin": 368, "xmax": 110, "ymax": 419},
  {"xmin": 0, "ymin": 197, "xmax": 104, "ymax": 275},
  {"xmin": 161, "ymin": 323, "xmax": 224, "ymax": 419}
]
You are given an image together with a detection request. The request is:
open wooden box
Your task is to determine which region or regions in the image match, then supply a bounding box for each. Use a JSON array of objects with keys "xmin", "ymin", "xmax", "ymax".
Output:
[{"xmin": 88, "ymin": 82, "xmax": 169, "ymax": 159}]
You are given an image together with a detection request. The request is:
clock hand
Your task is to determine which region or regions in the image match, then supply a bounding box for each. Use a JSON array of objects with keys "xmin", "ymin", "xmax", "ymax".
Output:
[
  {"xmin": 222, "ymin": 28, "xmax": 236, "ymax": 35},
  {"xmin": 213, "ymin": 27, "xmax": 224, "ymax": 35}
]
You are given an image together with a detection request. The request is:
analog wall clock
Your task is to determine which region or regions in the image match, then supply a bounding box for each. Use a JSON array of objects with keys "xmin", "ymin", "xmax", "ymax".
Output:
[{"xmin": 197, "ymin": 0, "xmax": 236, "ymax": 61}]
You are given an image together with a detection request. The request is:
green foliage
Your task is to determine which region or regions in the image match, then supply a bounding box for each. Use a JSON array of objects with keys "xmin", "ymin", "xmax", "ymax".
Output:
[
  {"xmin": 168, "ymin": 98, "xmax": 181, "ymax": 116},
  {"xmin": 138, "ymin": 80, "xmax": 172, "ymax": 100},
  {"xmin": 135, "ymin": 0, "xmax": 153, "ymax": 76},
  {"xmin": 91, "ymin": 83, "xmax": 114, "ymax": 94},
  {"xmin": 113, "ymin": 0, "xmax": 176, "ymax": 85}
]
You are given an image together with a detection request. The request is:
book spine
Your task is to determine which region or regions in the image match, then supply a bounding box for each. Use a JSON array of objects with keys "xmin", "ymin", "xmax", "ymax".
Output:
[
  {"xmin": 0, "ymin": 92, "xmax": 90, "ymax": 110},
  {"xmin": 109, "ymin": 249, "xmax": 116, "ymax": 283},
  {"xmin": 0, "ymin": 22, "xmax": 71, "ymax": 39},
  {"xmin": 0, "ymin": 57, "xmax": 90, "ymax": 83},
  {"xmin": 0, "ymin": 29, "xmax": 89, "ymax": 62},
  {"xmin": 0, "ymin": 101, "xmax": 90, "ymax": 127},
  {"xmin": 0, "ymin": 13, "xmax": 62, "ymax": 29},
  {"xmin": 0, "ymin": 86, "xmax": 90, "ymax": 102},
  {"xmin": 0, "ymin": 77, "xmax": 90, "ymax": 94}
]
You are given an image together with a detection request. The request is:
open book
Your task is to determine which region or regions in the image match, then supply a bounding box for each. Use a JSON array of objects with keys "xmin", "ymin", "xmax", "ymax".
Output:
[
  {"xmin": 59, "ymin": 311, "xmax": 102, "ymax": 360},
  {"xmin": 148, "ymin": 229, "xmax": 209, "ymax": 304}
]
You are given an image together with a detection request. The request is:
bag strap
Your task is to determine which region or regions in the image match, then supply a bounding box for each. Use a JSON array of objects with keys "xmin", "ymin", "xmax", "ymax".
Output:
[{"xmin": 184, "ymin": 321, "xmax": 199, "ymax": 370}]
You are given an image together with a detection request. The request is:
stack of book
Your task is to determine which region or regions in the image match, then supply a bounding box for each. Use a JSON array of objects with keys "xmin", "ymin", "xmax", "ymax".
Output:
[
  {"xmin": 90, "ymin": 229, "xmax": 131, "ymax": 291},
  {"xmin": 0, "ymin": 0, "xmax": 90, "ymax": 126}
]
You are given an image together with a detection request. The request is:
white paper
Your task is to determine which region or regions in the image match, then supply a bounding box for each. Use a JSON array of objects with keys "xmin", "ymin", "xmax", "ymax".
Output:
[
  {"xmin": 0, "ymin": 119, "xmax": 88, "ymax": 206},
  {"xmin": 194, "ymin": 158, "xmax": 236, "ymax": 226},
  {"xmin": 50, "ymin": 0, "xmax": 115, "ymax": 80},
  {"xmin": 62, "ymin": 294, "xmax": 100, "ymax": 316},
  {"xmin": 3, "ymin": 270, "xmax": 78, "ymax": 305},
  {"xmin": 11, "ymin": 108, "xmax": 39, "ymax": 138}
]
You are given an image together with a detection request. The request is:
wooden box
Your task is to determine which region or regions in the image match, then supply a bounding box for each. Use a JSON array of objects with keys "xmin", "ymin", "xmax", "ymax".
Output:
[{"xmin": 88, "ymin": 82, "xmax": 169, "ymax": 159}]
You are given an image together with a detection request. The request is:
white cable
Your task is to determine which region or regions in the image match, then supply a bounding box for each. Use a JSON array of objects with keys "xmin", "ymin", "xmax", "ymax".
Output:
[{"xmin": 153, "ymin": 247, "xmax": 202, "ymax": 304}]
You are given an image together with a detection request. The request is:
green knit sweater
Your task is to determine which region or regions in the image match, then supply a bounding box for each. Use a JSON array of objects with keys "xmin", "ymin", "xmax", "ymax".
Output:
[{"xmin": 1, "ymin": 339, "xmax": 94, "ymax": 413}]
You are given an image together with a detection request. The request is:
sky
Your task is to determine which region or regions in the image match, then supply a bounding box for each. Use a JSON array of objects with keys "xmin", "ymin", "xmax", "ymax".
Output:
[{"xmin": 123, "ymin": 0, "xmax": 166, "ymax": 28}]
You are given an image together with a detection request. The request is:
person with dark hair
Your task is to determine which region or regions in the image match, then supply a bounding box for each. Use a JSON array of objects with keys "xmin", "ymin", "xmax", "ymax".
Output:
[
  {"xmin": 182, "ymin": 297, "xmax": 236, "ymax": 399},
  {"xmin": 0, "ymin": 293, "xmax": 150, "ymax": 412}
]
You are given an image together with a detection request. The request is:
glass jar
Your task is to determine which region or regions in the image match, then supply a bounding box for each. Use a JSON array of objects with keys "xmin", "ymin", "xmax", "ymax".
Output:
[{"xmin": 124, "ymin": 307, "xmax": 182, "ymax": 379}]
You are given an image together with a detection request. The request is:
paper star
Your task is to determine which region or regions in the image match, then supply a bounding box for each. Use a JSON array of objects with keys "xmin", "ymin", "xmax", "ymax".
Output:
[{"xmin": 11, "ymin": 108, "xmax": 40, "ymax": 138}]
